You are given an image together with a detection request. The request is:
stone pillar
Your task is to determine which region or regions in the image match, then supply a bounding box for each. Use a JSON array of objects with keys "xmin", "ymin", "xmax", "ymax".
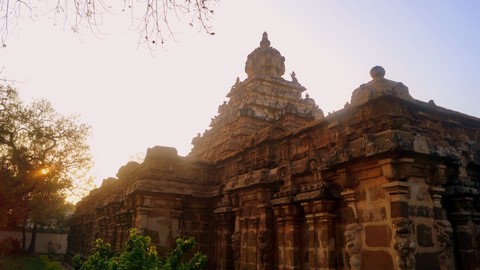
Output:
[
  {"xmin": 428, "ymin": 186, "xmax": 456, "ymax": 270},
  {"xmin": 301, "ymin": 200, "xmax": 337, "ymax": 270},
  {"xmin": 445, "ymin": 195, "xmax": 478, "ymax": 269},
  {"xmin": 430, "ymin": 187, "xmax": 447, "ymax": 220},
  {"xmin": 135, "ymin": 196, "xmax": 152, "ymax": 233},
  {"xmin": 214, "ymin": 210, "xmax": 235, "ymax": 270},
  {"xmin": 257, "ymin": 203, "xmax": 274, "ymax": 270},
  {"xmin": 274, "ymin": 205, "xmax": 286, "ymax": 269},
  {"xmin": 382, "ymin": 181, "xmax": 416, "ymax": 270},
  {"xmin": 341, "ymin": 190, "xmax": 362, "ymax": 270},
  {"xmin": 274, "ymin": 204, "xmax": 303, "ymax": 270},
  {"xmin": 231, "ymin": 207, "xmax": 242, "ymax": 270},
  {"xmin": 382, "ymin": 181, "xmax": 410, "ymax": 219},
  {"xmin": 434, "ymin": 220, "xmax": 454, "ymax": 270},
  {"xmin": 392, "ymin": 218, "xmax": 416, "ymax": 270},
  {"xmin": 302, "ymin": 207, "xmax": 317, "ymax": 269}
]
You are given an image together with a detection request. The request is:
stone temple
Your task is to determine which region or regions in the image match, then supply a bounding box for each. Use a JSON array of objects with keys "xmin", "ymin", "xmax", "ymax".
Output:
[{"xmin": 68, "ymin": 33, "xmax": 480, "ymax": 269}]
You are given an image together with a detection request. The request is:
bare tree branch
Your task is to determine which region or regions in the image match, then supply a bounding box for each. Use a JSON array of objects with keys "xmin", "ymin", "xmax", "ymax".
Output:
[{"xmin": 0, "ymin": 0, "xmax": 217, "ymax": 48}]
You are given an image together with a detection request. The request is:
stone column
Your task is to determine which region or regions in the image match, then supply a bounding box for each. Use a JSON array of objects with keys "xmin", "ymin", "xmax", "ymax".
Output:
[
  {"xmin": 214, "ymin": 210, "xmax": 235, "ymax": 270},
  {"xmin": 273, "ymin": 205, "xmax": 287, "ymax": 269},
  {"xmin": 257, "ymin": 203, "xmax": 274, "ymax": 270},
  {"xmin": 382, "ymin": 181, "xmax": 410, "ymax": 219},
  {"xmin": 445, "ymin": 195, "xmax": 478, "ymax": 269},
  {"xmin": 392, "ymin": 218, "xmax": 416, "ymax": 270},
  {"xmin": 382, "ymin": 181, "xmax": 416, "ymax": 270},
  {"xmin": 341, "ymin": 190, "xmax": 362, "ymax": 270},
  {"xmin": 427, "ymin": 186, "xmax": 456, "ymax": 270},
  {"xmin": 274, "ymin": 203, "xmax": 303, "ymax": 270},
  {"xmin": 301, "ymin": 200, "xmax": 337, "ymax": 270},
  {"xmin": 231, "ymin": 207, "xmax": 243, "ymax": 270},
  {"xmin": 302, "ymin": 207, "xmax": 317, "ymax": 269}
]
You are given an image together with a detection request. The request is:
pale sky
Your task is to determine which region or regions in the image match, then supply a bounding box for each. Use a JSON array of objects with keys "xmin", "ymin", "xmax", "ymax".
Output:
[{"xmin": 1, "ymin": 1, "xmax": 480, "ymax": 189}]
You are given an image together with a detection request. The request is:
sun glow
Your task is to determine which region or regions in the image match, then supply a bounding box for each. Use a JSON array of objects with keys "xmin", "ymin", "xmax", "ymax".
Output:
[{"xmin": 40, "ymin": 168, "xmax": 50, "ymax": 175}]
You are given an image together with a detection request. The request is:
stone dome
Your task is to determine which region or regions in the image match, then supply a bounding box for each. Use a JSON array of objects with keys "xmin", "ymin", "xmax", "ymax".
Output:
[
  {"xmin": 350, "ymin": 66, "xmax": 413, "ymax": 106},
  {"xmin": 245, "ymin": 32, "xmax": 285, "ymax": 78}
]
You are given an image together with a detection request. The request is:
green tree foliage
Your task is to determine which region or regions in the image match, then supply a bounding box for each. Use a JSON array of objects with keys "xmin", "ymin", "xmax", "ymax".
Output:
[
  {"xmin": 0, "ymin": 85, "xmax": 92, "ymax": 252},
  {"xmin": 74, "ymin": 229, "xmax": 207, "ymax": 270}
]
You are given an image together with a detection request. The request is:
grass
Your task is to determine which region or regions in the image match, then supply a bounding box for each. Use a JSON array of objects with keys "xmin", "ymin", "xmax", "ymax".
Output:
[
  {"xmin": 0, "ymin": 255, "xmax": 44, "ymax": 270},
  {"xmin": 0, "ymin": 255, "xmax": 63, "ymax": 270}
]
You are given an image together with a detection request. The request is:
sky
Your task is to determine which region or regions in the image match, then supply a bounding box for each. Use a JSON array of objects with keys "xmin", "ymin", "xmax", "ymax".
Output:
[{"xmin": 1, "ymin": 1, "xmax": 480, "ymax": 190}]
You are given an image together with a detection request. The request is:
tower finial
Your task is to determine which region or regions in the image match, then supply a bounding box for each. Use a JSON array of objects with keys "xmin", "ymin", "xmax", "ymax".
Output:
[
  {"xmin": 260, "ymin": 32, "xmax": 270, "ymax": 48},
  {"xmin": 370, "ymin": 66, "xmax": 385, "ymax": 80}
]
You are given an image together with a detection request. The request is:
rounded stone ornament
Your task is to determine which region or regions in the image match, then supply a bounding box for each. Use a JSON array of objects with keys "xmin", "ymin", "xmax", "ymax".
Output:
[{"xmin": 370, "ymin": 66, "xmax": 385, "ymax": 79}]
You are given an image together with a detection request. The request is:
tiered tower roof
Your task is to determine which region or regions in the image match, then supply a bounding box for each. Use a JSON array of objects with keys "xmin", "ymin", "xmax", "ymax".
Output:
[{"xmin": 189, "ymin": 33, "xmax": 324, "ymax": 161}]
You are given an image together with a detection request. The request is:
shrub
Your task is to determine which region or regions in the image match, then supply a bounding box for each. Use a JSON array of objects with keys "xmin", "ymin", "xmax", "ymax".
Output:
[
  {"xmin": 75, "ymin": 229, "xmax": 207, "ymax": 270},
  {"xmin": 0, "ymin": 237, "xmax": 21, "ymax": 257}
]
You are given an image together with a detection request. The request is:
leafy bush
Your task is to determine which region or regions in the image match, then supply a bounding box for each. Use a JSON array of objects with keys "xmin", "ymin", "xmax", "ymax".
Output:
[
  {"xmin": 0, "ymin": 237, "xmax": 21, "ymax": 257},
  {"xmin": 74, "ymin": 229, "xmax": 207, "ymax": 270}
]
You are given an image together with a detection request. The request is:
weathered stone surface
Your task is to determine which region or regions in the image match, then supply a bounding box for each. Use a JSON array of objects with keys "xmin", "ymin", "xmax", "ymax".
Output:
[
  {"xmin": 361, "ymin": 250, "xmax": 394, "ymax": 270},
  {"xmin": 415, "ymin": 252, "xmax": 440, "ymax": 270},
  {"xmin": 359, "ymin": 207, "xmax": 387, "ymax": 222},
  {"xmin": 416, "ymin": 224, "xmax": 433, "ymax": 247},
  {"xmin": 67, "ymin": 33, "xmax": 480, "ymax": 270},
  {"xmin": 365, "ymin": 224, "xmax": 391, "ymax": 247}
]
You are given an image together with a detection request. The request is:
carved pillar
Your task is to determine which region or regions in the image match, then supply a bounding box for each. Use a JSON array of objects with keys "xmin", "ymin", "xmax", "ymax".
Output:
[
  {"xmin": 434, "ymin": 220, "xmax": 454, "ymax": 270},
  {"xmin": 344, "ymin": 223, "xmax": 362, "ymax": 270},
  {"xmin": 382, "ymin": 181, "xmax": 416, "ymax": 270},
  {"xmin": 274, "ymin": 203, "xmax": 303, "ymax": 270},
  {"xmin": 341, "ymin": 190, "xmax": 362, "ymax": 270},
  {"xmin": 274, "ymin": 205, "xmax": 286, "ymax": 269},
  {"xmin": 214, "ymin": 210, "xmax": 235, "ymax": 270},
  {"xmin": 257, "ymin": 201, "xmax": 274, "ymax": 270},
  {"xmin": 428, "ymin": 187, "xmax": 456, "ymax": 270},
  {"xmin": 382, "ymin": 181, "xmax": 410, "ymax": 219},
  {"xmin": 444, "ymin": 190, "xmax": 479, "ymax": 270},
  {"xmin": 231, "ymin": 207, "xmax": 242, "ymax": 270},
  {"xmin": 301, "ymin": 200, "xmax": 337, "ymax": 270},
  {"xmin": 392, "ymin": 218, "xmax": 416, "ymax": 270},
  {"xmin": 302, "ymin": 205, "xmax": 317, "ymax": 269}
]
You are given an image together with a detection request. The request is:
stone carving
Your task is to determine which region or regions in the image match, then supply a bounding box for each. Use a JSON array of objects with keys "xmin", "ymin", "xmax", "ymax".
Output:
[
  {"xmin": 257, "ymin": 229, "xmax": 273, "ymax": 270},
  {"xmin": 231, "ymin": 231, "xmax": 241, "ymax": 269},
  {"xmin": 393, "ymin": 218, "xmax": 416, "ymax": 270},
  {"xmin": 350, "ymin": 66, "xmax": 413, "ymax": 106},
  {"xmin": 290, "ymin": 71, "xmax": 298, "ymax": 84},
  {"xmin": 345, "ymin": 223, "xmax": 362, "ymax": 270},
  {"xmin": 415, "ymin": 186, "xmax": 430, "ymax": 201},
  {"xmin": 434, "ymin": 220, "xmax": 453, "ymax": 270},
  {"xmin": 245, "ymin": 32, "xmax": 285, "ymax": 78}
]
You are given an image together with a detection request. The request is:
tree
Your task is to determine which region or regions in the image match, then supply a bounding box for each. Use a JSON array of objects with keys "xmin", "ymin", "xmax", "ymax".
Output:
[
  {"xmin": 0, "ymin": 84, "xmax": 92, "ymax": 252},
  {"xmin": 0, "ymin": 0, "xmax": 217, "ymax": 47}
]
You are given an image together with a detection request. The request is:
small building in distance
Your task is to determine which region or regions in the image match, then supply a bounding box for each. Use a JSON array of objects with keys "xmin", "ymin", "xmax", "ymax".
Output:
[{"xmin": 67, "ymin": 33, "xmax": 480, "ymax": 270}]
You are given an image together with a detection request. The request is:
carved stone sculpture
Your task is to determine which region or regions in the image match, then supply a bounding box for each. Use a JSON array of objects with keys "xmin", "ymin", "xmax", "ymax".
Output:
[
  {"xmin": 245, "ymin": 32, "xmax": 285, "ymax": 78},
  {"xmin": 258, "ymin": 229, "xmax": 273, "ymax": 270},
  {"xmin": 231, "ymin": 231, "xmax": 241, "ymax": 269},
  {"xmin": 434, "ymin": 220, "xmax": 454, "ymax": 270},
  {"xmin": 345, "ymin": 223, "xmax": 362, "ymax": 270},
  {"xmin": 393, "ymin": 218, "xmax": 416, "ymax": 270}
]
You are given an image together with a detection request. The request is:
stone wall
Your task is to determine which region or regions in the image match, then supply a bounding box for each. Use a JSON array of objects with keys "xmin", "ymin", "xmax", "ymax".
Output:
[{"xmin": 0, "ymin": 230, "xmax": 67, "ymax": 254}]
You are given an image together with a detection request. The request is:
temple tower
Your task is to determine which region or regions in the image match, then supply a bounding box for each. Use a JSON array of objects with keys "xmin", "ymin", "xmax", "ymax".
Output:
[{"xmin": 189, "ymin": 32, "xmax": 323, "ymax": 162}]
